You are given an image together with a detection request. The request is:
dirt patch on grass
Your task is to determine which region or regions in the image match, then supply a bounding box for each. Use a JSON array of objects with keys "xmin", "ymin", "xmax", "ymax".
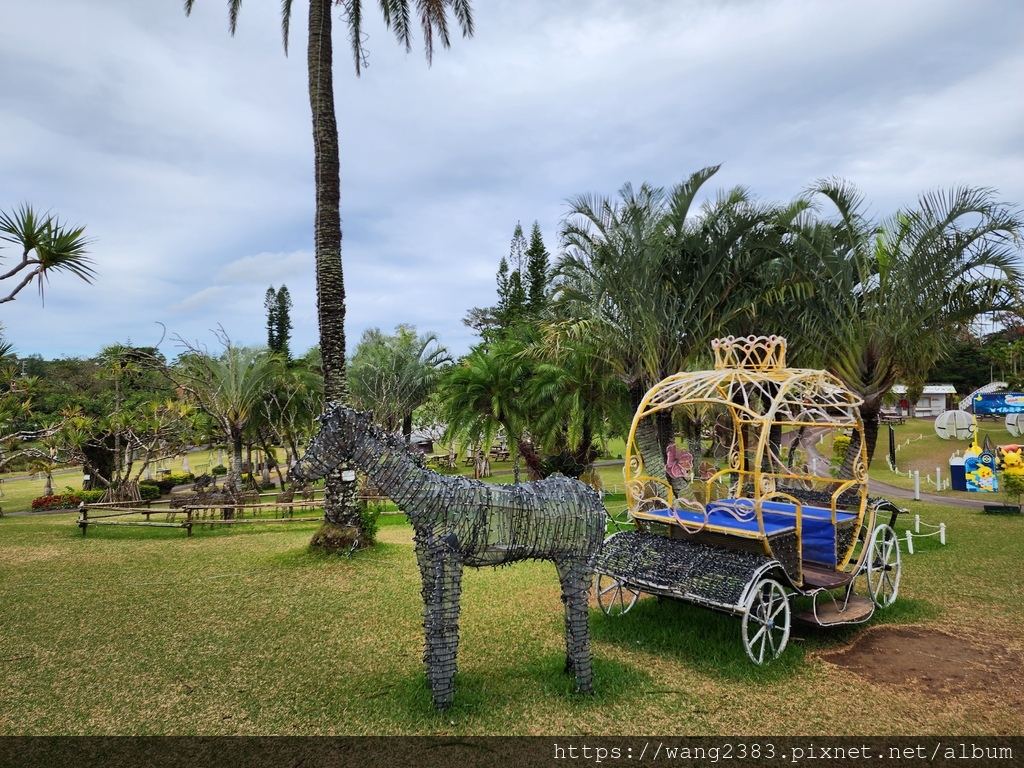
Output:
[{"xmin": 818, "ymin": 626, "xmax": 1024, "ymax": 705}]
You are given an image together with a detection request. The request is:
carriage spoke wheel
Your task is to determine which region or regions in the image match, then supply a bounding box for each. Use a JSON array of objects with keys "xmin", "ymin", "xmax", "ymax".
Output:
[
  {"xmin": 867, "ymin": 524, "xmax": 901, "ymax": 608},
  {"xmin": 741, "ymin": 578, "xmax": 790, "ymax": 665},
  {"xmin": 596, "ymin": 574, "xmax": 641, "ymax": 617}
]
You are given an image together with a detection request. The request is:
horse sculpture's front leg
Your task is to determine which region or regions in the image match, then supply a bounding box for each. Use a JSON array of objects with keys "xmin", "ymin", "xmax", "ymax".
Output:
[
  {"xmin": 416, "ymin": 541, "xmax": 464, "ymax": 711},
  {"xmin": 555, "ymin": 556, "xmax": 595, "ymax": 695}
]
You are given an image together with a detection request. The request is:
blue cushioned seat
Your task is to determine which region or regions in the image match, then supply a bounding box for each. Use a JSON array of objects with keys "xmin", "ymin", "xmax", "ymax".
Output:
[{"xmin": 639, "ymin": 498, "xmax": 858, "ymax": 567}]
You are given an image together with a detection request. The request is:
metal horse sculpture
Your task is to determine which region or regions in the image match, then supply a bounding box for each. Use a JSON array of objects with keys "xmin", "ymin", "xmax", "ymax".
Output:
[{"xmin": 290, "ymin": 405, "xmax": 606, "ymax": 710}]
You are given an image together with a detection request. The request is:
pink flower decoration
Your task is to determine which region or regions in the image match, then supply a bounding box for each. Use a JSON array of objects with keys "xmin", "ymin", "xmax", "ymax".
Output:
[{"xmin": 666, "ymin": 444, "xmax": 693, "ymax": 480}]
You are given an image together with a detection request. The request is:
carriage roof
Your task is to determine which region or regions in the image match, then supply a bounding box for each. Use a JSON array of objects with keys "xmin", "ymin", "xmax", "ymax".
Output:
[{"xmin": 631, "ymin": 335, "xmax": 864, "ymax": 429}]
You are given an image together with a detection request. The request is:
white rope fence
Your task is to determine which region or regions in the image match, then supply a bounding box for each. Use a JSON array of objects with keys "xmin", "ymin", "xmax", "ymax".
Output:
[
  {"xmin": 884, "ymin": 434, "xmax": 926, "ymax": 474},
  {"xmin": 903, "ymin": 514, "xmax": 947, "ymax": 554}
]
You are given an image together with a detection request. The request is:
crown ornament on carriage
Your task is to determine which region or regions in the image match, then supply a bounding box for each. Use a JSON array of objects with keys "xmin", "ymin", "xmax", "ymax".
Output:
[{"xmin": 711, "ymin": 335, "xmax": 787, "ymax": 372}]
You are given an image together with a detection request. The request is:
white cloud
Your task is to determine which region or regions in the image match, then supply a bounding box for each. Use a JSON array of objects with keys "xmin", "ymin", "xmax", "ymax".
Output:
[
  {"xmin": 1, "ymin": 0, "xmax": 1021, "ymax": 361},
  {"xmin": 214, "ymin": 251, "xmax": 312, "ymax": 284}
]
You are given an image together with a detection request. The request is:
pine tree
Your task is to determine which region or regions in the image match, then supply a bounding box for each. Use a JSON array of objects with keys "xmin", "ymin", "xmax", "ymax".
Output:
[
  {"xmin": 509, "ymin": 221, "xmax": 527, "ymax": 273},
  {"xmin": 265, "ymin": 285, "xmax": 294, "ymax": 361},
  {"xmin": 525, "ymin": 220, "xmax": 550, "ymax": 315},
  {"xmin": 463, "ymin": 221, "xmax": 539, "ymax": 342},
  {"xmin": 264, "ymin": 287, "xmax": 279, "ymax": 351},
  {"xmin": 275, "ymin": 286, "xmax": 294, "ymax": 362}
]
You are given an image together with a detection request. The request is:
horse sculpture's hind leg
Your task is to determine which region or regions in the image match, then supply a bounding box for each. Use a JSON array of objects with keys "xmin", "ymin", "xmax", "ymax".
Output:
[
  {"xmin": 556, "ymin": 557, "xmax": 595, "ymax": 695},
  {"xmin": 417, "ymin": 543, "xmax": 464, "ymax": 711}
]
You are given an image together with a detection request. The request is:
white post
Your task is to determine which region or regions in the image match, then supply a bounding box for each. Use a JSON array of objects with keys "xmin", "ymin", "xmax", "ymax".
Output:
[
  {"xmin": 939, "ymin": 522, "xmax": 946, "ymax": 545},
  {"xmin": 914, "ymin": 514, "xmax": 920, "ymax": 534},
  {"xmin": 906, "ymin": 530, "xmax": 914, "ymax": 555},
  {"xmin": 936, "ymin": 466, "xmax": 941, "ymax": 491},
  {"xmin": 914, "ymin": 470, "xmax": 920, "ymax": 500},
  {"xmin": 812, "ymin": 458, "xmax": 818, "ymax": 475}
]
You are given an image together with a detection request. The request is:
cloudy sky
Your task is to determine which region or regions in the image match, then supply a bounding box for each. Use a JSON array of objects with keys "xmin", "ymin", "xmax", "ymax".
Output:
[{"xmin": 3, "ymin": 0, "xmax": 1022, "ymax": 361}]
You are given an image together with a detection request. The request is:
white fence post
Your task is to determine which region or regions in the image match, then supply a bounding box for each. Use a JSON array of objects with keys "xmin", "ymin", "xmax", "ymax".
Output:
[
  {"xmin": 906, "ymin": 530, "xmax": 914, "ymax": 554},
  {"xmin": 939, "ymin": 523, "xmax": 946, "ymax": 545},
  {"xmin": 914, "ymin": 470, "xmax": 920, "ymax": 500}
]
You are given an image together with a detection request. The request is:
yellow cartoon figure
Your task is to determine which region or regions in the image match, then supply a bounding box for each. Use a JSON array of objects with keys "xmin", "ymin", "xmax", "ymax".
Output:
[
  {"xmin": 998, "ymin": 444, "xmax": 1024, "ymax": 475},
  {"xmin": 974, "ymin": 464, "xmax": 996, "ymax": 491}
]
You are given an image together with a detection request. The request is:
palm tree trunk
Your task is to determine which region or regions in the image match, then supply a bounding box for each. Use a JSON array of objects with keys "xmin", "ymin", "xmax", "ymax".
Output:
[
  {"xmin": 308, "ymin": 0, "xmax": 362, "ymax": 536},
  {"xmin": 838, "ymin": 408, "xmax": 881, "ymax": 479},
  {"xmin": 230, "ymin": 431, "xmax": 244, "ymax": 495}
]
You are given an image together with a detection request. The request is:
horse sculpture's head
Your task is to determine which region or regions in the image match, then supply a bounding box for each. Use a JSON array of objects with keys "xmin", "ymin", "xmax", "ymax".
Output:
[{"xmin": 289, "ymin": 404, "xmax": 373, "ymax": 483}]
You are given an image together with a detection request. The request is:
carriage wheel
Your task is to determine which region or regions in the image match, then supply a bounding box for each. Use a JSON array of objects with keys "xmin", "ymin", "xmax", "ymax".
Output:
[
  {"xmin": 741, "ymin": 578, "xmax": 791, "ymax": 665},
  {"xmin": 595, "ymin": 574, "xmax": 641, "ymax": 617},
  {"xmin": 867, "ymin": 524, "xmax": 901, "ymax": 608}
]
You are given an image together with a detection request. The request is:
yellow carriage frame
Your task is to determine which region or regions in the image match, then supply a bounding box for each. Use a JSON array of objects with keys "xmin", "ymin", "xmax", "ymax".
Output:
[
  {"xmin": 624, "ymin": 334, "xmax": 871, "ymax": 577},
  {"xmin": 593, "ymin": 336, "xmax": 902, "ymax": 664}
]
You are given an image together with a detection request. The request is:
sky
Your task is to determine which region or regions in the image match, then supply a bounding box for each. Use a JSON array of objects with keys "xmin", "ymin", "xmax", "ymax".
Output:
[{"xmin": 2, "ymin": 0, "xmax": 1023, "ymax": 362}]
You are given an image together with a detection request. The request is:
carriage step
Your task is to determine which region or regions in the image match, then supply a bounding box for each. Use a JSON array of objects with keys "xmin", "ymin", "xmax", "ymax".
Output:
[
  {"xmin": 793, "ymin": 594, "xmax": 873, "ymax": 626},
  {"xmin": 800, "ymin": 563, "xmax": 853, "ymax": 589}
]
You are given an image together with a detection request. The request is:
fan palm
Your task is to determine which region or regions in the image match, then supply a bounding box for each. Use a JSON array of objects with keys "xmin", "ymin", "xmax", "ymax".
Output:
[
  {"xmin": 176, "ymin": 343, "xmax": 283, "ymax": 495},
  {"xmin": 440, "ymin": 340, "xmax": 529, "ymax": 480}
]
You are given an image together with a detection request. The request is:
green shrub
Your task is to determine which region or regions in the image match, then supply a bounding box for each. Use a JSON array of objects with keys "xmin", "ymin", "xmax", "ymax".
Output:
[
  {"xmin": 830, "ymin": 435, "xmax": 851, "ymax": 467},
  {"xmin": 211, "ymin": 464, "xmax": 228, "ymax": 476},
  {"xmin": 138, "ymin": 483, "xmax": 161, "ymax": 501},
  {"xmin": 359, "ymin": 504, "xmax": 380, "ymax": 545},
  {"xmin": 152, "ymin": 473, "xmax": 195, "ymax": 494},
  {"xmin": 76, "ymin": 489, "xmax": 105, "ymax": 504},
  {"xmin": 1003, "ymin": 472, "xmax": 1024, "ymax": 507}
]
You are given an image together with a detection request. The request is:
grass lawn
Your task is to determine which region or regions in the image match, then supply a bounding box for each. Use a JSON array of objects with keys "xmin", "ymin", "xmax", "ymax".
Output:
[{"xmin": 1, "ymin": 490, "xmax": 1022, "ymax": 735}]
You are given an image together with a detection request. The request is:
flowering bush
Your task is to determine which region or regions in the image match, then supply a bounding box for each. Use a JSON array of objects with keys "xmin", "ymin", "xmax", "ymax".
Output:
[{"xmin": 31, "ymin": 494, "xmax": 83, "ymax": 511}]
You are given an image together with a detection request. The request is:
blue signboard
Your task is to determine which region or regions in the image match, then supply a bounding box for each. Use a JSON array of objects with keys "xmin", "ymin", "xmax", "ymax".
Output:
[{"xmin": 973, "ymin": 393, "xmax": 1024, "ymax": 415}]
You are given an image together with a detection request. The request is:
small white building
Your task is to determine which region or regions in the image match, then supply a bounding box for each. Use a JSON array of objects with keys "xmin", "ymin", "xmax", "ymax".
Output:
[{"xmin": 891, "ymin": 384, "xmax": 958, "ymax": 417}]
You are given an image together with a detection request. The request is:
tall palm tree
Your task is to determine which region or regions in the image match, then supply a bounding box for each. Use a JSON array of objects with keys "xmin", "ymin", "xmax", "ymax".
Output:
[
  {"xmin": 784, "ymin": 180, "xmax": 1023, "ymax": 473},
  {"xmin": 0, "ymin": 204, "xmax": 94, "ymax": 304},
  {"xmin": 184, "ymin": 1, "xmax": 473, "ymax": 544}
]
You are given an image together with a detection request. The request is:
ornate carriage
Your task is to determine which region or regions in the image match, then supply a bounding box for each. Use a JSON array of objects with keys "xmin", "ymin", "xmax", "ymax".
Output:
[{"xmin": 592, "ymin": 335, "xmax": 902, "ymax": 664}]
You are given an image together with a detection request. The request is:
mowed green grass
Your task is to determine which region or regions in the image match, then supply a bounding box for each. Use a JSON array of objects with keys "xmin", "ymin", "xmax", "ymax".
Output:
[{"xmin": 1, "ymin": 493, "xmax": 1022, "ymax": 736}]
